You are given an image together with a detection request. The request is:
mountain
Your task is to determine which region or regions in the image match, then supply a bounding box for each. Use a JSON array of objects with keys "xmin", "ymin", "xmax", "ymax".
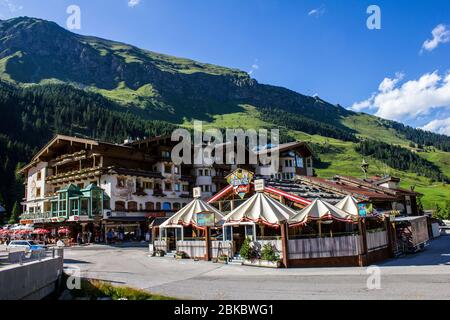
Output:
[{"xmin": 0, "ymin": 16, "xmax": 449, "ymax": 216}]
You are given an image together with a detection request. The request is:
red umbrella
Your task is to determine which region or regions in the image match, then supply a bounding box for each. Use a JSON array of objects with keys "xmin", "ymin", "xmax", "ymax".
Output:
[
  {"xmin": 58, "ymin": 228, "xmax": 70, "ymax": 234},
  {"xmin": 33, "ymin": 228, "xmax": 50, "ymax": 235},
  {"xmin": 19, "ymin": 230, "xmax": 31, "ymax": 235}
]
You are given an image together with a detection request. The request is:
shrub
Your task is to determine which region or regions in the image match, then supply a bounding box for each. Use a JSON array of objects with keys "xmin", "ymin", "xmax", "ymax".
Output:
[
  {"xmin": 239, "ymin": 237, "xmax": 257, "ymax": 260},
  {"xmin": 260, "ymin": 243, "xmax": 279, "ymax": 262}
]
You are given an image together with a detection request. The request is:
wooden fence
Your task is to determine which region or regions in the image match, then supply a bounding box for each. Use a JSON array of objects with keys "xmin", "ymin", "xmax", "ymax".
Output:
[
  {"xmin": 177, "ymin": 240, "xmax": 206, "ymax": 258},
  {"xmin": 255, "ymin": 239, "xmax": 283, "ymax": 258},
  {"xmin": 288, "ymin": 235, "xmax": 362, "ymax": 259},
  {"xmin": 154, "ymin": 240, "xmax": 167, "ymax": 252},
  {"xmin": 211, "ymin": 240, "xmax": 233, "ymax": 258},
  {"xmin": 366, "ymin": 230, "xmax": 388, "ymax": 252}
]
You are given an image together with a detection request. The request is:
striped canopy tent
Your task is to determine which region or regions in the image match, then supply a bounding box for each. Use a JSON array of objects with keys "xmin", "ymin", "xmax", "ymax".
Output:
[
  {"xmin": 222, "ymin": 192, "xmax": 299, "ymax": 228},
  {"xmin": 288, "ymin": 199, "xmax": 357, "ymax": 227},
  {"xmin": 335, "ymin": 195, "xmax": 360, "ymax": 217},
  {"xmin": 159, "ymin": 198, "xmax": 224, "ymax": 230}
]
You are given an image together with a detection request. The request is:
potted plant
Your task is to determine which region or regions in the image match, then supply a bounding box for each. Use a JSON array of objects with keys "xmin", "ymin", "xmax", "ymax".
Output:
[
  {"xmin": 217, "ymin": 254, "xmax": 229, "ymax": 264},
  {"xmin": 154, "ymin": 249, "xmax": 165, "ymax": 257},
  {"xmin": 260, "ymin": 243, "xmax": 281, "ymax": 268},
  {"xmin": 175, "ymin": 251, "xmax": 188, "ymax": 259}
]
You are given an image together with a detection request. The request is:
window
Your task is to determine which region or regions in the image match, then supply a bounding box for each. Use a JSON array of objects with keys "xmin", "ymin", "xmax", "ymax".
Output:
[
  {"xmin": 162, "ymin": 202, "xmax": 171, "ymax": 210},
  {"xmin": 156, "ymin": 202, "xmax": 161, "ymax": 210},
  {"xmin": 70, "ymin": 199, "xmax": 79, "ymax": 216},
  {"xmin": 145, "ymin": 202, "xmax": 154, "ymax": 210},
  {"xmin": 201, "ymin": 185, "xmax": 211, "ymax": 192},
  {"xmin": 36, "ymin": 171, "xmax": 42, "ymax": 181},
  {"xmin": 174, "ymin": 166, "xmax": 179, "ymax": 174},
  {"xmin": 164, "ymin": 164, "xmax": 172, "ymax": 173},
  {"xmin": 117, "ymin": 177, "xmax": 126, "ymax": 188},
  {"xmin": 162, "ymin": 151, "xmax": 170, "ymax": 158},
  {"xmin": 143, "ymin": 181, "xmax": 153, "ymax": 189},
  {"xmin": 199, "ymin": 169, "xmax": 203, "ymax": 176},
  {"xmin": 306, "ymin": 158, "xmax": 312, "ymax": 168},
  {"xmin": 80, "ymin": 198, "xmax": 89, "ymax": 216},
  {"xmin": 204, "ymin": 169, "xmax": 209, "ymax": 176},
  {"xmin": 127, "ymin": 201, "xmax": 138, "ymax": 212},
  {"xmin": 175, "ymin": 183, "xmax": 181, "ymax": 192},
  {"xmin": 182, "ymin": 184, "xmax": 189, "ymax": 192},
  {"xmin": 165, "ymin": 182, "xmax": 172, "ymax": 191},
  {"xmin": 36, "ymin": 187, "xmax": 41, "ymax": 198},
  {"xmin": 115, "ymin": 201, "xmax": 125, "ymax": 211},
  {"xmin": 91, "ymin": 189, "xmax": 102, "ymax": 216},
  {"xmin": 58, "ymin": 193, "xmax": 67, "ymax": 217},
  {"xmin": 173, "ymin": 203, "xmax": 181, "ymax": 210}
]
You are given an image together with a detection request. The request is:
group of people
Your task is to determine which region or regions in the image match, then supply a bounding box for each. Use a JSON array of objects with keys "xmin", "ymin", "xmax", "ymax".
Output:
[
  {"xmin": 76, "ymin": 230, "xmax": 96, "ymax": 245},
  {"xmin": 105, "ymin": 227, "xmax": 152, "ymax": 244}
]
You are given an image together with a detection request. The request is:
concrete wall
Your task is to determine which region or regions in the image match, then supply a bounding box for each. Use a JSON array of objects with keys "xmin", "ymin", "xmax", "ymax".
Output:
[{"xmin": 0, "ymin": 253, "xmax": 64, "ymax": 300}]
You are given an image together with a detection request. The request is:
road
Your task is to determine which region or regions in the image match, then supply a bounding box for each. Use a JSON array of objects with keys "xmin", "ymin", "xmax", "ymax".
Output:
[{"xmin": 63, "ymin": 236, "xmax": 450, "ymax": 300}]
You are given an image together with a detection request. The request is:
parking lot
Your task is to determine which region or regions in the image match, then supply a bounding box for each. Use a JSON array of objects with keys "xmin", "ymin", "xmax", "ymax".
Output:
[{"xmin": 62, "ymin": 235, "xmax": 450, "ymax": 300}]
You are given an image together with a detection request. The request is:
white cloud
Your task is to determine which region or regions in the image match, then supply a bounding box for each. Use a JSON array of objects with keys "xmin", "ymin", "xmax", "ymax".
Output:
[
  {"xmin": 248, "ymin": 60, "xmax": 259, "ymax": 76},
  {"xmin": 351, "ymin": 71, "xmax": 450, "ymax": 122},
  {"xmin": 128, "ymin": 0, "xmax": 141, "ymax": 8},
  {"xmin": 421, "ymin": 24, "xmax": 450, "ymax": 52},
  {"xmin": 421, "ymin": 117, "xmax": 450, "ymax": 136},
  {"xmin": 0, "ymin": 0, "xmax": 23, "ymax": 13},
  {"xmin": 308, "ymin": 5, "xmax": 325, "ymax": 17}
]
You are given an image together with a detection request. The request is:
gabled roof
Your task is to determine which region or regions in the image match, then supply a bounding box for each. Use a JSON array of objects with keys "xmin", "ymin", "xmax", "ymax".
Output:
[
  {"xmin": 19, "ymin": 134, "xmax": 99, "ymax": 173},
  {"xmin": 253, "ymin": 141, "xmax": 313, "ymax": 157},
  {"xmin": 223, "ymin": 192, "xmax": 298, "ymax": 227},
  {"xmin": 160, "ymin": 198, "xmax": 224, "ymax": 229},
  {"xmin": 288, "ymin": 199, "xmax": 357, "ymax": 227}
]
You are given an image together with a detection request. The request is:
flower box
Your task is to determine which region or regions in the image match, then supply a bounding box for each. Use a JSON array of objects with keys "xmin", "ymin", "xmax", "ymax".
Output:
[{"xmin": 243, "ymin": 259, "xmax": 281, "ymax": 268}]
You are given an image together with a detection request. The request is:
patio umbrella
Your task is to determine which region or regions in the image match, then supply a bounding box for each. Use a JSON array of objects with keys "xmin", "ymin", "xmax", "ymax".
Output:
[
  {"xmin": 58, "ymin": 228, "xmax": 70, "ymax": 234},
  {"xmin": 288, "ymin": 199, "xmax": 357, "ymax": 228},
  {"xmin": 32, "ymin": 228, "xmax": 50, "ymax": 235},
  {"xmin": 222, "ymin": 192, "xmax": 298, "ymax": 227},
  {"xmin": 160, "ymin": 198, "xmax": 224, "ymax": 229},
  {"xmin": 335, "ymin": 195, "xmax": 360, "ymax": 217}
]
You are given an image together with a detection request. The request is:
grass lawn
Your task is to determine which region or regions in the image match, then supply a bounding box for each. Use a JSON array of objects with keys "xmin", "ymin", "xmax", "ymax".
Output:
[{"xmin": 192, "ymin": 107, "xmax": 450, "ymax": 210}]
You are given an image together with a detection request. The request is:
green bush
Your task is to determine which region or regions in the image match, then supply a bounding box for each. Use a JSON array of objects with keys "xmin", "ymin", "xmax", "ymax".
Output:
[
  {"xmin": 239, "ymin": 237, "xmax": 256, "ymax": 260},
  {"xmin": 261, "ymin": 243, "xmax": 279, "ymax": 262}
]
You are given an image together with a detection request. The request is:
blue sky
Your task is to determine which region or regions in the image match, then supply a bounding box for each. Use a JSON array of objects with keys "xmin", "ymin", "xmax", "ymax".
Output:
[{"xmin": 1, "ymin": 0, "xmax": 450, "ymax": 135}]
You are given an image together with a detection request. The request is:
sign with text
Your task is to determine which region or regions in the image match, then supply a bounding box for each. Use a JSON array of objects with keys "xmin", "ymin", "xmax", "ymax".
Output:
[
  {"xmin": 254, "ymin": 179, "xmax": 265, "ymax": 192},
  {"xmin": 226, "ymin": 169, "xmax": 254, "ymax": 199},
  {"xmin": 196, "ymin": 212, "xmax": 215, "ymax": 227},
  {"xmin": 193, "ymin": 187, "xmax": 202, "ymax": 198}
]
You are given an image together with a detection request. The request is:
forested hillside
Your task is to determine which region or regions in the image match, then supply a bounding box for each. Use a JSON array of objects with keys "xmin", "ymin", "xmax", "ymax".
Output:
[{"xmin": 0, "ymin": 16, "xmax": 449, "ymax": 218}]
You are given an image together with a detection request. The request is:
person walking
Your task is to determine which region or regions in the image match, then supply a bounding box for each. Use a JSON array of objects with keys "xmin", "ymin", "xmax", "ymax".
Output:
[{"xmin": 76, "ymin": 232, "xmax": 82, "ymax": 245}]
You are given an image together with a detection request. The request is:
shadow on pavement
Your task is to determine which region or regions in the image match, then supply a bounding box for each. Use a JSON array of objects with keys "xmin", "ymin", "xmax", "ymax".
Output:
[{"xmin": 379, "ymin": 235, "xmax": 450, "ymax": 267}]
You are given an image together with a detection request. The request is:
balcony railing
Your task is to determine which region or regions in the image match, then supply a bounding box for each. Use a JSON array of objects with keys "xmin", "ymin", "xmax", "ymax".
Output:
[{"xmin": 19, "ymin": 212, "xmax": 54, "ymax": 221}]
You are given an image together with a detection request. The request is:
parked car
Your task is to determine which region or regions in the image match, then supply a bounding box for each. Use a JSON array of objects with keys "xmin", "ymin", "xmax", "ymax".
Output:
[{"xmin": 7, "ymin": 240, "xmax": 45, "ymax": 253}]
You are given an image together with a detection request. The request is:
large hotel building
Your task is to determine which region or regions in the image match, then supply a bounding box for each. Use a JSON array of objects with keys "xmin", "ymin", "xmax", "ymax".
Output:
[{"xmin": 19, "ymin": 134, "xmax": 315, "ymax": 235}]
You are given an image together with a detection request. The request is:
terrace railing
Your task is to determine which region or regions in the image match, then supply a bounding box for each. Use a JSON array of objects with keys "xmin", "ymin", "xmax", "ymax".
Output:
[{"xmin": 288, "ymin": 234, "xmax": 363, "ymax": 259}]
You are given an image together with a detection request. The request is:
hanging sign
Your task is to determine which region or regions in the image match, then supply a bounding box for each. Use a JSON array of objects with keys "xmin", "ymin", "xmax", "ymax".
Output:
[
  {"xmin": 358, "ymin": 203, "xmax": 368, "ymax": 217},
  {"xmin": 226, "ymin": 169, "xmax": 254, "ymax": 199},
  {"xmin": 254, "ymin": 179, "xmax": 265, "ymax": 192},
  {"xmin": 196, "ymin": 212, "xmax": 215, "ymax": 227},
  {"xmin": 193, "ymin": 187, "xmax": 202, "ymax": 198}
]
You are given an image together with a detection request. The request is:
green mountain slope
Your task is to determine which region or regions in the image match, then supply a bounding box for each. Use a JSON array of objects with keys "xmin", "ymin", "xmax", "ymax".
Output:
[{"xmin": 0, "ymin": 17, "xmax": 449, "ymax": 215}]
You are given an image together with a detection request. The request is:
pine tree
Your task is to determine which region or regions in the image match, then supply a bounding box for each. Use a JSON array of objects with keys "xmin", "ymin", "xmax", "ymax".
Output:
[{"xmin": 8, "ymin": 201, "xmax": 20, "ymax": 224}]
